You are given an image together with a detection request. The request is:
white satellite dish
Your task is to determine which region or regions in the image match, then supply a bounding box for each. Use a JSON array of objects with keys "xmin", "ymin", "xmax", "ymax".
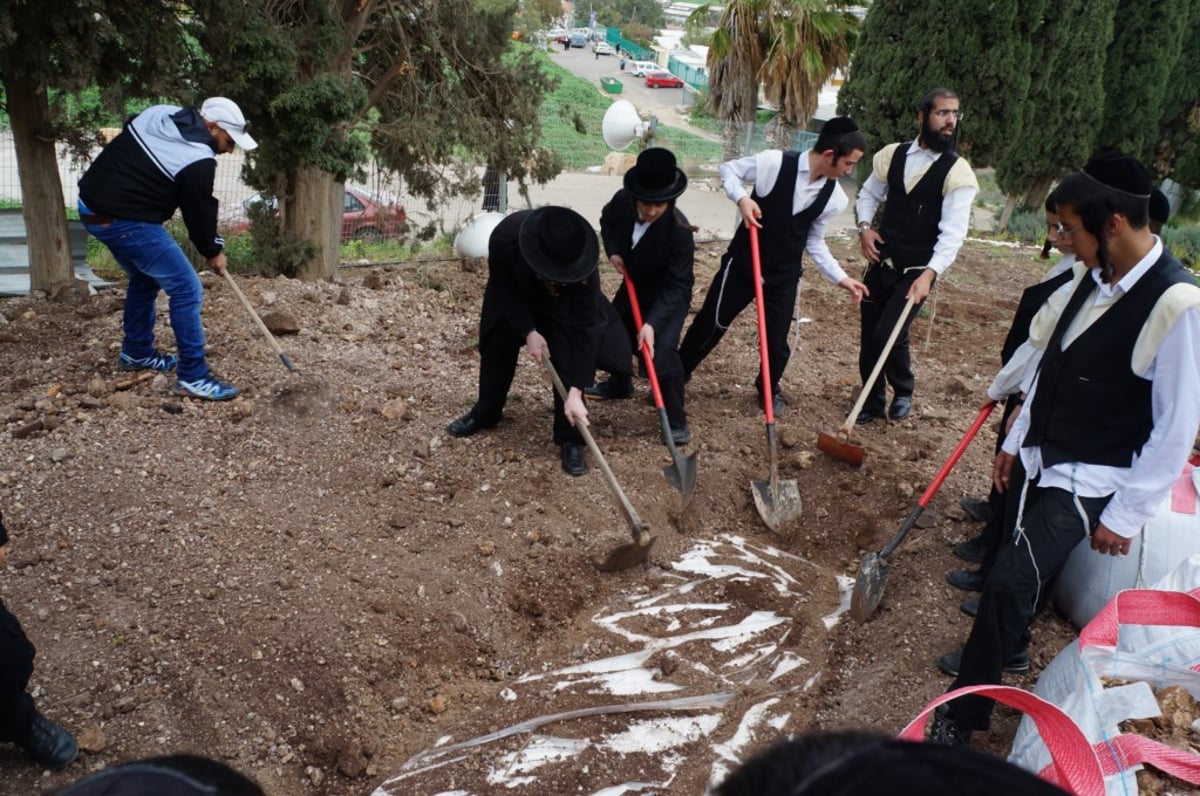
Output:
[
  {"xmin": 454, "ymin": 212, "xmax": 506, "ymax": 259},
  {"xmin": 602, "ymin": 100, "xmax": 646, "ymax": 151}
]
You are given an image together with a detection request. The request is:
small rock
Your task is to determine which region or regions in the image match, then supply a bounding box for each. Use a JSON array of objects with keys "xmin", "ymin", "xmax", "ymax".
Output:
[
  {"xmin": 48, "ymin": 448, "xmax": 70, "ymax": 463},
  {"xmin": 450, "ymin": 612, "xmax": 468, "ymax": 633},
  {"xmin": 378, "ymin": 399, "xmax": 408, "ymax": 421},
  {"xmin": 362, "ymin": 273, "xmax": 385, "ymax": 290},
  {"xmin": 76, "ymin": 724, "xmax": 107, "ymax": 753},
  {"xmin": 428, "ymin": 694, "xmax": 448, "ymax": 714},
  {"xmin": 337, "ymin": 288, "xmax": 352, "ymax": 305},
  {"xmin": 262, "ymin": 311, "xmax": 300, "ymax": 336}
]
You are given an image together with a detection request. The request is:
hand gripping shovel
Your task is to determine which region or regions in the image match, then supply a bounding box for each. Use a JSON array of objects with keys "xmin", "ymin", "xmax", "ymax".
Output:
[
  {"xmin": 817, "ymin": 293, "xmax": 918, "ymax": 467},
  {"xmin": 747, "ymin": 226, "xmax": 801, "ymax": 533},
  {"xmin": 850, "ymin": 400, "xmax": 998, "ymax": 621},
  {"xmin": 620, "ymin": 271, "xmax": 697, "ymax": 508},
  {"xmin": 544, "ymin": 358, "xmax": 656, "ymax": 571}
]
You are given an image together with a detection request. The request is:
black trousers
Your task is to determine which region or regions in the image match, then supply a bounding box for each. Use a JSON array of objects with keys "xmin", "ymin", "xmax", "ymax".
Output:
[
  {"xmin": 947, "ymin": 485, "xmax": 1111, "ymax": 731},
  {"xmin": 604, "ymin": 294, "xmax": 688, "ymax": 429},
  {"xmin": 976, "ymin": 397, "xmax": 1025, "ymax": 578},
  {"xmin": 0, "ymin": 598, "xmax": 36, "ymax": 743},
  {"xmin": 679, "ymin": 252, "xmax": 797, "ymax": 394},
  {"xmin": 858, "ymin": 262, "xmax": 925, "ymax": 413},
  {"xmin": 470, "ymin": 317, "xmax": 632, "ymax": 446}
]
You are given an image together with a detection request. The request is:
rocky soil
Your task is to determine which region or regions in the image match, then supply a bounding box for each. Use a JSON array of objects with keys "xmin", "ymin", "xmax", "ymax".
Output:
[{"xmin": 0, "ymin": 232, "xmax": 1080, "ymax": 795}]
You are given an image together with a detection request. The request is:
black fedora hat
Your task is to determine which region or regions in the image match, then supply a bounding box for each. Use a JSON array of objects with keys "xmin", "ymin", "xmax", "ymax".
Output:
[
  {"xmin": 518, "ymin": 206, "xmax": 599, "ymax": 284},
  {"xmin": 624, "ymin": 148, "xmax": 688, "ymax": 202}
]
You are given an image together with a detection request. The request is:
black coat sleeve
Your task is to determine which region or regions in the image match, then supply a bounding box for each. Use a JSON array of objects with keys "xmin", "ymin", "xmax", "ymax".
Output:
[{"xmin": 175, "ymin": 159, "xmax": 223, "ymax": 258}]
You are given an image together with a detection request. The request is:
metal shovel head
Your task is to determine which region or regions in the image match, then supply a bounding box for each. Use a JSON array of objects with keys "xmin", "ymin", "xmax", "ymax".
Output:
[
  {"xmin": 817, "ymin": 430, "xmax": 865, "ymax": 467},
  {"xmin": 663, "ymin": 450, "xmax": 698, "ymax": 508},
  {"xmin": 850, "ymin": 552, "xmax": 888, "ymax": 622},
  {"xmin": 751, "ymin": 477, "xmax": 802, "ymax": 534},
  {"xmin": 592, "ymin": 528, "xmax": 657, "ymax": 572}
]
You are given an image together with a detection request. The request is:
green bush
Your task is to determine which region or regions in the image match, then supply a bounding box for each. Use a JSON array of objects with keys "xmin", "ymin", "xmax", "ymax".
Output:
[
  {"xmin": 1162, "ymin": 225, "xmax": 1200, "ymax": 269},
  {"xmin": 1004, "ymin": 207, "xmax": 1048, "ymax": 247}
]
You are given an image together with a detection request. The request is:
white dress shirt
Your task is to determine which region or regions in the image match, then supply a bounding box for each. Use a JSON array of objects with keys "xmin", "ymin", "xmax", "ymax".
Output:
[
  {"xmin": 718, "ymin": 149, "xmax": 850, "ymax": 285},
  {"xmin": 1003, "ymin": 240, "xmax": 1200, "ymax": 537},
  {"xmin": 855, "ymin": 141, "xmax": 978, "ymax": 275},
  {"xmin": 986, "ymin": 255, "xmax": 1077, "ymax": 400}
]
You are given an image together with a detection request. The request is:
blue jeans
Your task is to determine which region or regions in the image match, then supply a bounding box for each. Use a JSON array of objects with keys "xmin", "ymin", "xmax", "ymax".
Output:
[{"xmin": 80, "ymin": 206, "xmax": 209, "ymax": 381}]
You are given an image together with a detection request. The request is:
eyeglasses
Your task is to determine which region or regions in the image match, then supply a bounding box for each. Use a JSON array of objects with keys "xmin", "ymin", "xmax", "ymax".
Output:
[
  {"xmin": 931, "ymin": 109, "xmax": 963, "ymax": 120},
  {"xmin": 1054, "ymin": 222, "xmax": 1082, "ymax": 238}
]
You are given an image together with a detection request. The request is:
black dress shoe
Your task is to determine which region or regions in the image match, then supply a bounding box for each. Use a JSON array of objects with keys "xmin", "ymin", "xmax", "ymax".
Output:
[
  {"xmin": 18, "ymin": 711, "xmax": 78, "ymax": 769},
  {"xmin": 668, "ymin": 425, "xmax": 691, "ymax": 445},
  {"xmin": 937, "ymin": 647, "xmax": 1030, "ymax": 677},
  {"xmin": 889, "ymin": 395, "xmax": 913, "ymax": 420},
  {"xmin": 928, "ymin": 705, "xmax": 972, "ymax": 747},
  {"xmin": 946, "ymin": 568, "xmax": 986, "ymax": 592},
  {"xmin": 584, "ymin": 379, "xmax": 632, "ymax": 400},
  {"xmin": 446, "ymin": 412, "xmax": 500, "ymax": 438},
  {"xmin": 959, "ymin": 496, "xmax": 993, "ymax": 523},
  {"xmin": 560, "ymin": 443, "xmax": 587, "ymax": 476},
  {"xmin": 854, "ymin": 408, "xmax": 886, "ymax": 426},
  {"xmin": 960, "ymin": 597, "xmax": 980, "ymax": 617},
  {"xmin": 953, "ymin": 534, "xmax": 989, "ymax": 564}
]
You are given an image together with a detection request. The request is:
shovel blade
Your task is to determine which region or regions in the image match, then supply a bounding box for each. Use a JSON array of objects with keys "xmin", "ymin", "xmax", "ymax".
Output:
[
  {"xmin": 817, "ymin": 431, "xmax": 865, "ymax": 467},
  {"xmin": 663, "ymin": 451, "xmax": 699, "ymax": 509},
  {"xmin": 592, "ymin": 531, "xmax": 657, "ymax": 572},
  {"xmin": 751, "ymin": 478, "xmax": 802, "ymax": 534},
  {"xmin": 850, "ymin": 552, "xmax": 888, "ymax": 622}
]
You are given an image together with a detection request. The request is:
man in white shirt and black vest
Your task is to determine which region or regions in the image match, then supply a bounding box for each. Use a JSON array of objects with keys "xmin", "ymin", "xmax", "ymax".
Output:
[
  {"xmin": 679, "ymin": 117, "xmax": 869, "ymax": 416},
  {"xmin": 929, "ymin": 152, "xmax": 1200, "ymax": 748},
  {"xmin": 854, "ymin": 88, "xmax": 979, "ymax": 423}
]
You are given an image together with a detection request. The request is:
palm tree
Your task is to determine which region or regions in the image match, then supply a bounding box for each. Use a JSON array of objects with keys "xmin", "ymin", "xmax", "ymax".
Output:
[{"xmin": 690, "ymin": 0, "xmax": 858, "ymax": 159}]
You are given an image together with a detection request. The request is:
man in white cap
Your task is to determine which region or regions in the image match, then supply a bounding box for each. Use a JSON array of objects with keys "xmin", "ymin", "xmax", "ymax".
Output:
[{"xmin": 77, "ymin": 97, "xmax": 258, "ymax": 401}]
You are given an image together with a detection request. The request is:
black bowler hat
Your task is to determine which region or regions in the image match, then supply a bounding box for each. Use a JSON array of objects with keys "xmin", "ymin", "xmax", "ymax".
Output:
[
  {"xmin": 623, "ymin": 148, "xmax": 688, "ymax": 202},
  {"xmin": 821, "ymin": 116, "xmax": 859, "ymax": 136},
  {"xmin": 1082, "ymin": 151, "xmax": 1152, "ymax": 198},
  {"xmin": 518, "ymin": 206, "xmax": 599, "ymax": 284}
]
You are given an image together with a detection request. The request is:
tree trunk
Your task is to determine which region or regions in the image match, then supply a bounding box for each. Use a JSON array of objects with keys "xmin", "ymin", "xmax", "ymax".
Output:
[
  {"xmin": 997, "ymin": 195, "xmax": 1018, "ymax": 233},
  {"xmin": 6, "ymin": 76, "xmax": 75, "ymax": 297},
  {"xmin": 1022, "ymin": 176, "xmax": 1054, "ymax": 213},
  {"xmin": 285, "ymin": 165, "xmax": 340, "ymax": 281}
]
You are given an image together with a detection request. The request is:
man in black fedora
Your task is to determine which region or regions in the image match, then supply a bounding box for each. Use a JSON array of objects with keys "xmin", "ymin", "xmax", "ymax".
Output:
[
  {"xmin": 446, "ymin": 206, "xmax": 631, "ymax": 476},
  {"xmin": 589, "ymin": 148, "xmax": 697, "ymax": 444},
  {"xmin": 930, "ymin": 151, "xmax": 1200, "ymax": 747},
  {"xmin": 679, "ymin": 116, "xmax": 869, "ymax": 415}
]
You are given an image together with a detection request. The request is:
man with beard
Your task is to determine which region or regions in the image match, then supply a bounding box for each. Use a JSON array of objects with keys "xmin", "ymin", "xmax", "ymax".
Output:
[{"xmin": 854, "ymin": 89, "xmax": 978, "ymax": 424}]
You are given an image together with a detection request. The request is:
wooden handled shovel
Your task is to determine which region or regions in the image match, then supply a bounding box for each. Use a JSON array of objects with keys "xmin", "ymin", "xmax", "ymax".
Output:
[
  {"xmin": 223, "ymin": 270, "xmax": 298, "ymax": 373},
  {"xmin": 817, "ymin": 293, "xmax": 918, "ymax": 466},
  {"xmin": 543, "ymin": 358, "xmax": 655, "ymax": 571},
  {"xmin": 747, "ymin": 226, "xmax": 801, "ymax": 533},
  {"xmin": 620, "ymin": 272, "xmax": 697, "ymax": 509}
]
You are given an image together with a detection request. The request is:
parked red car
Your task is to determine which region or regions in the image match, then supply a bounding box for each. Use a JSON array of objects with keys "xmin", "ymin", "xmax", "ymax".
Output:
[
  {"xmin": 225, "ymin": 184, "xmax": 406, "ymax": 242},
  {"xmin": 644, "ymin": 70, "xmax": 684, "ymax": 89}
]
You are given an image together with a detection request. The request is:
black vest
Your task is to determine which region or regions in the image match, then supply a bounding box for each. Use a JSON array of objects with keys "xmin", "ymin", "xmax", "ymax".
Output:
[
  {"xmin": 1024, "ymin": 252, "xmax": 1196, "ymax": 468},
  {"xmin": 729, "ymin": 150, "xmax": 835, "ymax": 284},
  {"xmin": 879, "ymin": 144, "xmax": 957, "ymax": 267},
  {"xmin": 1000, "ymin": 267, "xmax": 1076, "ymax": 365}
]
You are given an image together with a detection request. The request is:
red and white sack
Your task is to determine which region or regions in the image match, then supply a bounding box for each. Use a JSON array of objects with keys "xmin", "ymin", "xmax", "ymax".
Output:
[
  {"xmin": 1054, "ymin": 455, "xmax": 1200, "ymax": 628},
  {"xmin": 1009, "ymin": 558, "xmax": 1200, "ymax": 795}
]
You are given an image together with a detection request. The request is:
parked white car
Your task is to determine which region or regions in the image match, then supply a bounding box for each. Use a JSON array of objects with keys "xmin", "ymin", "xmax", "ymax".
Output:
[
  {"xmin": 594, "ymin": 42, "xmax": 614, "ymax": 55},
  {"xmin": 630, "ymin": 61, "xmax": 659, "ymax": 77}
]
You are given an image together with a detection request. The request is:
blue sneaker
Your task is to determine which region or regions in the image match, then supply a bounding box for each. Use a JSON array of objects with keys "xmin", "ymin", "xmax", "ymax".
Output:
[
  {"xmin": 173, "ymin": 375, "xmax": 240, "ymax": 401},
  {"xmin": 118, "ymin": 350, "xmax": 179, "ymax": 373}
]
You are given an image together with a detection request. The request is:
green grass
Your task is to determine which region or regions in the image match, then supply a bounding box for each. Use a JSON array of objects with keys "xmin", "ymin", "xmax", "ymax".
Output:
[{"xmin": 535, "ymin": 55, "xmax": 723, "ymax": 171}]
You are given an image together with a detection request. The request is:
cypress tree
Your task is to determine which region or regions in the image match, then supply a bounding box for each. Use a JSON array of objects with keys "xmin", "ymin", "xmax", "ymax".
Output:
[
  {"xmin": 838, "ymin": 0, "xmax": 1029, "ymax": 168},
  {"xmin": 1151, "ymin": 0, "xmax": 1200, "ymax": 185},
  {"xmin": 1096, "ymin": 0, "xmax": 1193, "ymax": 163},
  {"xmin": 995, "ymin": 0, "xmax": 1116, "ymax": 210}
]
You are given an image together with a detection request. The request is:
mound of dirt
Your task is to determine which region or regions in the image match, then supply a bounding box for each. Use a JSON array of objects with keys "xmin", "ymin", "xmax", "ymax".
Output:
[{"xmin": 0, "ymin": 233, "xmax": 1077, "ymax": 794}]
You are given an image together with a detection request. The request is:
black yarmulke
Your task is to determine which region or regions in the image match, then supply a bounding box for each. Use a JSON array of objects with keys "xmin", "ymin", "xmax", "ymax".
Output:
[
  {"xmin": 1082, "ymin": 151, "xmax": 1152, "ymax": 198},
  {"xmin": 821, "ymin": 116, "xmax": 859, "ymax": 136}
]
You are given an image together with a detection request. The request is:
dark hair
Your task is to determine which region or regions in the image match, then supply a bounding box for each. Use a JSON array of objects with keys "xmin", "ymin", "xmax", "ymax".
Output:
[
  {"xmin": 1041, "ymin": 189, "xmax": 1057, "ymax": 259},
  {"xmin": 813, "ymin": 129, "xmax": 867, "ymax": 164},
  {"xmin": 918, "ymin": 87, "xmax": 959, "ymax": 115},
  {"xmin": 715, "ymin": 730, "xmax": 888, "ymax": 796},
  {"xmin": 52, "ymin": 754, "xmax": 265, "ymax": 796},
  {"xmin": 1054, "ymin": 169, "xmax": 1152, "ymax": 282}
]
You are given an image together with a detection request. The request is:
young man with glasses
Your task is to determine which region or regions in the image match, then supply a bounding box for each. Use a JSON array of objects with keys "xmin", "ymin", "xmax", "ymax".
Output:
[
  {"xmin": 853, "ymin": 88, "xmax": 978, "ymax": 424},
  {"xmin": 930, "ymin": 152, "xmax": 1200, "ymax": 748},
  {"xmin": 77, "ymin": 97, "xmax": 257, "ymax": 401}
]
